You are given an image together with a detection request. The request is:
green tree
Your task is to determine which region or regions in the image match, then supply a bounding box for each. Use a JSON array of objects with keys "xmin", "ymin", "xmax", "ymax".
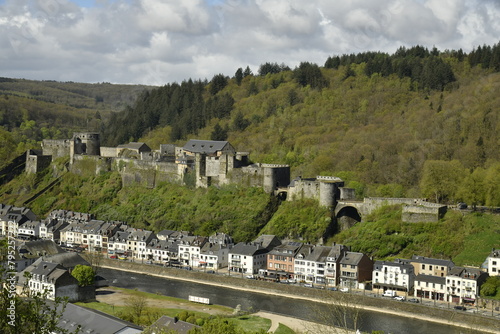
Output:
[
  {"xmin": 71, "ymin": 265, "xmax": 95, "ymax": 286},
  {"xmin": 209, "ymin": 74, "xmax": 228, "ymax": 95},
  {"xmin": 210, "ymin": 123, "xmax": 228, "ymax": 141},
  {"xmin": 234, "ymin": 68, "xmax": 243, "ymax": 86},
  {"xmin": 293, "ymin": 62, "xmax": 328, "ymax": 89},
  {"xmin": 232, "ymin": 111, "xmax": 250, "ymax": 131},
  {"xmin": 420, "ymin": 160, "xmax": 466, "ymax": 203},
  {"xmin": 480, "ymin": 277, "xmax": 500, "ymax": 297}
]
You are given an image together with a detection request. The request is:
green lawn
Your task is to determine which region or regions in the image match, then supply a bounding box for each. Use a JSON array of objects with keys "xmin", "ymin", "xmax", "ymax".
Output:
[
  {"xmin": 229, "ymin": 315, "xmax": 272, "ymax": 332},
  {"xmin": 274, "ymin": 323, "xmax": 296, "ymax": 334}
]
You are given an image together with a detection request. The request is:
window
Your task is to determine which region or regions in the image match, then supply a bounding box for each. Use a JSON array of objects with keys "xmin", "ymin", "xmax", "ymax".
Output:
[
  {"xmin": 422, "ymin": 264, "xmax": 425, "ymax": 270},
  {"xmin": 429, "ymin": 265, "xmax": 433, "ymax": 270}
]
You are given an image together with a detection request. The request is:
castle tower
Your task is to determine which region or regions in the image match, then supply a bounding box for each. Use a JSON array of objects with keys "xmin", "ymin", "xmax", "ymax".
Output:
[{"xmin": 70, "ymin": 132, "xmax": 100, "ymax": 163}]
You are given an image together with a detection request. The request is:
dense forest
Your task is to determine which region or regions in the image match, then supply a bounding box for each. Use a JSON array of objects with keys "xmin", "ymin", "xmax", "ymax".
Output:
[{"xmin": 102, "ymin": 42, "xmax": 500, "ymax": 206}]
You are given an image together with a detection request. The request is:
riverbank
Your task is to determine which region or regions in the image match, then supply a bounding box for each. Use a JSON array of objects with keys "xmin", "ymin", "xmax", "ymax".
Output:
[{"xmin": 94, "ymin": 258, "xmax": 500, "ymax": 334}]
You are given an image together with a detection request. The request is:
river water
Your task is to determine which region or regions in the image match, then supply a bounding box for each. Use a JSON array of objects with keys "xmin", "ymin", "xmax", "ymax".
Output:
[{"xmin": 99, "ymin": 267, "xmax": 485, "ymax": 334}]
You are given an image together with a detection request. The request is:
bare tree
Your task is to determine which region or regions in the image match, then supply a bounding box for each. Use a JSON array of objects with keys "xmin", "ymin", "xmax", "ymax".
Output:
[
  {"xmin": 125, "ymin": 294, "xmax": 148, "ymax": 323},
  {"xmin": 308, "ymin": 290, "xmax": 363, "ymax": 334},
  {"xmin": 84, "ymin": 250, "xmax": 103, "ymax": 276}
]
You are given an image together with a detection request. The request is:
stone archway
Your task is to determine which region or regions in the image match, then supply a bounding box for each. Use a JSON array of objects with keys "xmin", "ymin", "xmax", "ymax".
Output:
[{"xmin": 336, "ymin": 206, "xmax": 362, "ymax": 231}]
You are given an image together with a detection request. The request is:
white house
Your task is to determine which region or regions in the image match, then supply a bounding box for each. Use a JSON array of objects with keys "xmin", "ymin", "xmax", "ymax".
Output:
[
  {"xmin": 486, "ymin": 248, "xmax": 500, "ymax": 276},
  {"xmin": 229, "ymin": 242, "xmax": 268, "ymax": 275},
  {"xmin": 414, "ymin": 274, "xmax": 447, "ymax": 301},
  {"xmin": 373, "ymin": 259, "xmax": 415, "ymax": 295},
  {"xmin": 200, "ymin": 242, "xmax": 231, "ymax": 269},
  {"xmin": 445, "ymin": 267, "xmax": 489, "ymax": 305},
  {"xmin": 178, "ymin": 236, "xmax": 207, "ymax": 267}
]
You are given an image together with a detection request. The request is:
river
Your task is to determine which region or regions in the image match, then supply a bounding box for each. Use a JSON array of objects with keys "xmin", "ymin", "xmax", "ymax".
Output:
[{"xmin": 99, "ymin": 267, "xmax": 486, "ymax": 334}]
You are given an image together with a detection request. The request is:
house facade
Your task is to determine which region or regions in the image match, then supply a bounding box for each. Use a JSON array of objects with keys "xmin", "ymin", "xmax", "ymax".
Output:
[
  {"xmin": 372, "ymin": 259, "xmax": 415, "ymax": 295},
  {"xmin": 445, "ymin": 267, "xmax": 489, "ymax": 305},
  {"xmin": 339, "ymin": 252, "xmax": 374, "ymax": 289},
  {"xmin": 486, "ymin": 248, "xmax": 500, "ymax": 276},
  {"xmin": 414, "ymin": 274, "xmax": 447, "ymax": 301},
  {"xmin": 229, "ymin": 242, "xmax": 268, "ymax": 274},
  {"xmin": 410, "ymin": 255, "xmax": 454, "ymax": 277}
]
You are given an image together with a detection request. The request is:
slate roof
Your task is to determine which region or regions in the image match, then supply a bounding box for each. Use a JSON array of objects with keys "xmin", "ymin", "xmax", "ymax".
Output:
[
  {"xmin": 150, "ymin": 315, "xmax": 199, "ymax": 334},
  {"xmin": 252, "ymin": 234, "xmax": 281, "ymax": 250},
  {"xmin": 414, "ymin": 274, "xmax": 446, "ymax": 285},
  {"xmin": 58, "ymin": 302, "xmax": 142, "ymax": 334},
  {"xmin": 182, "ymin": 139, "xmax": 235, "ymax": 155},
  {"xmin": 305, "ymin": 245, "xmax": 333, "ymax": 262},
  {"xmin": 40, "ymin": 252, "xmax": 90, "ymax": 269},
  {"xmin": 340, "ymin": 252, "xmax": 365, "ymax": 266},
  {"xmin": 411, "ymin": 255, "xmax": 454, "ymax": 267},
  {"xmin": 18, "ymin": 239, "xmax": 65, "ymax": 257},
  {"xmin": 117, "ymin": 142, "xmax": 151, "ymax": 152},
  {"xmin": 230, "ymin": 242, "xmax": 267, "ymax": 256}
]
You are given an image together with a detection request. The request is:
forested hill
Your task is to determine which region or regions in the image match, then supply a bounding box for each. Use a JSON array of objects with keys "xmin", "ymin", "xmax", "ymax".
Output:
[
  {"xmin": 104, "ymin": 43, "xmax": 500, "ymax": 206},
  {"xmin": 0, "ymin": 78, "xmax": 150, "ymax": 168}
]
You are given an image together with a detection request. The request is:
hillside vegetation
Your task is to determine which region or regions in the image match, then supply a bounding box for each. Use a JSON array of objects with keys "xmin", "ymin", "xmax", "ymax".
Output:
[
  {"xmin": 103, "ymin": 43, "xmax": 500, "ymax": 205},
  {"xmin": 1, "ymin": 43, "xmax": 500, "ymax": 266},
  {"xmin": 0, "ymin": 78, "xmax": 150, "ymax": 168},
  {"xmin": 1, "ymin": 167, "xmax": 498, "ymax": 266}
]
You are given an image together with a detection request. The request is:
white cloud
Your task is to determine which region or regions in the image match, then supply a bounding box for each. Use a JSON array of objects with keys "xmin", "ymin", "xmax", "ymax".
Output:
[{"xmin": 0, "ymin": 0, "xmax": 499, "ymax": 84}]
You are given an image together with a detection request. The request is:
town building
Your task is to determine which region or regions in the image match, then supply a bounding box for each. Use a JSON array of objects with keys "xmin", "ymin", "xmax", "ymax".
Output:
[
  {"xmin": 325, "ymin": 243, "xmax": 349, "ymax": 286},
  {"xmin": 410, "ymin": 255, "xmax": 454, "ymax": 277},
  {"xmin": 372, "ymin": 259, "xmax": 415, "ymax": 295},
  {"xmin": 264, "ymin": 241, "xmax": 304, "ymax": 281},
  {"xmin": 445, "ymin": 266, "xmax": 489, "ymax": 305},
  {"xmin": 414, "ymin": 274, "xmax": 447, "ymax": 301},
  {"xmin": 339, "ymin": 251, "xmax": 374, "ymax": 289},
  {"xmin": 230, "ymin": 242, "xmax": 269, "ymax": 275},
  {"xmin": 486, "ymin": 248, "xmax": 500, "ymax": 276}
]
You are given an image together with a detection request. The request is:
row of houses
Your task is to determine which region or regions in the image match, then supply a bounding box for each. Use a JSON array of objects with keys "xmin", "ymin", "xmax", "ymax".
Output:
[{"xmin": 2, "ymin": 204, "xmax": 499, "ymax": 306}]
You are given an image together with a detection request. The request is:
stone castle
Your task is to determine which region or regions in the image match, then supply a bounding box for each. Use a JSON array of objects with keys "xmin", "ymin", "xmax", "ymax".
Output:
[{"xmin": 26, "ymin": 132, "xmax": 446, "ymax": 223}]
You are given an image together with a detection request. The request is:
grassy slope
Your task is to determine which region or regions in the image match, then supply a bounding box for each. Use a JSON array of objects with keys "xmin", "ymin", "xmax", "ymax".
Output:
[{"xmin": 331, "ymin": 205, "xmax": 500, "ymax": 266}]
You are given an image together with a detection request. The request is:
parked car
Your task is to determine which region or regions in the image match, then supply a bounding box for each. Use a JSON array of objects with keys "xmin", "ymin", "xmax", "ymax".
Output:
[
  {"xmin": 145, "ymin": 260, "xmax": 152, "ymax": 264},
  {"xmin": 339, "ymin": 287, "xmax": 349, "ymax": 292},
  {"xmin": 206, "ymin": 270, "xmax": 216, "ymax": 274},
  {"xmin": 109, "ymin": 255, "xmax": 117, "ymax": 259},
  {"xmin": 394, "ymin": 296, "xmax": 405, "ymax": 301},
  {"xmin": 287, "ymin": 279, "xmax": 297, "ymax": 284},
  {"xmin": 408, "ymin": 298, "xmax": 419, "ymax": 303},
  {"xmin": 454, "ymin": 305, "xmax": 467, "ymax": 311},
  {"xmin": 303, "ymin": 283, "xmax": 313, "ymax": 288},
  {"xmin": 328, "ymin": 287, "xmax": 338, "ymax": 291},
  {"xmin": 245, "ymin": 274, "xmax": 255, "ymax": 279},
  {"xmin": 118, "ymin": 255, "xmax": 127, "ymax": 260}
]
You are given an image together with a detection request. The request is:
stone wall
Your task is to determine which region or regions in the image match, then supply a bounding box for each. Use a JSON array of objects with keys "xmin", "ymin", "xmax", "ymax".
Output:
[
  {"xmin": 42, "ymin": 139, "xmax": 71, "ymax": 159},
  {"xmin": 402, "ymin": 205, "xmax": 447, "ymax": 223}
]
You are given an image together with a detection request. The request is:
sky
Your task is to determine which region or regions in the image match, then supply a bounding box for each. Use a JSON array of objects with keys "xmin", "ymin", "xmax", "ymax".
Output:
[{"xmin": 0, "ymin": 0, "xmax": 499, "ymax": 85}]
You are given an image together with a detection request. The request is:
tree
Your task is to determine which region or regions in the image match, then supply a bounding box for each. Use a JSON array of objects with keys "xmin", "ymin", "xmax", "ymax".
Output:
[
  {"xmin": 125, "ymin": 294, "xmax": 148, "ymax": 322},
  {"xmin": 234, "ymin": 68, "xmax": 243, "ymax": 86},
  {"xmin": 293, "ymin": 62, "xmax": 328, "ymax": 89},
  {"xmin": 309, "ymin": 290, "xmax": 363, "ymax": 334},
  {"xmin": 243, "ymin": 66, "xmax": 252, "ymax": 77},
  {"xmin": 480, "ymin": 277, "xmax": 500, "ymax": 297},
  {"xmin": 210, "ymin": 123, "xmax": 228, "ymax": 141},
  {"xmin": 71, "ymin": 265, "xmax": 95, "ymax": 286},
  {"xmin": 210, "ymin": 74, "xmax": 228, "ymax": 95},
  {"xmin": 232, "ymin": 111, "xmax": 250, "ymax": 131},
  {"xmin": 420, "ymin": 160, "xmax": 466, "ymax": 203}
]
